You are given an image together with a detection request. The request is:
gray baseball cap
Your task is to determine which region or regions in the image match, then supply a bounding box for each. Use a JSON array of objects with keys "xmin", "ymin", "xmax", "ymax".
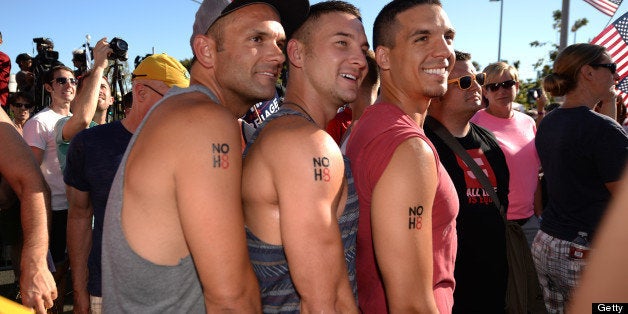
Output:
[{"xmin": 190, "ymin": 0, "xmax": 310, "ymax": 52}]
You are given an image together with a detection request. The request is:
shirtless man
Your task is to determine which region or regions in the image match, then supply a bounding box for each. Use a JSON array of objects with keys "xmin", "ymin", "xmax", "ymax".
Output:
[
  {"xmin": 242, "ymin": 1, "xmax": 368, "ymax": 312},
  {"xmin": 101, "ymin": 0, "xmax": 308, "ymax": 312}
]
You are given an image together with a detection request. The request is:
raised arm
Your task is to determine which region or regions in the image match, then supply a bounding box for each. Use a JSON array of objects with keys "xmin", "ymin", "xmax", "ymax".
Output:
[
  {"xmin": 61, "ymin": 38, "xmax": 111, "ymax": 142},
  {"xmin": 371, "ymin": 138, "xmax": 439, "ymax": 313},
  {"xmin": 0, "ymin": 111, "xmax": 56, "ymax": 313},
  {"xmin": 273, "ymin": 129, "xmax": 357, "ymax": 313}
]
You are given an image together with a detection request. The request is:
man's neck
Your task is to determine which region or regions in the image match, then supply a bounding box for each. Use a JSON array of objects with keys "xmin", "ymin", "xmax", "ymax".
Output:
[
  {"xmin": 49, "ymin": 101, "xmax": 71, "ymax": 116},
  {"xmin": 430, "ymin": 112, "xmax": 472, "ymax": 138},
  {"xmin": 283, "ymin": 92, "xmax": 341, "ymax": 129},
  {"xmin": 93, "ymin": 109, "xmax": 108, "ymax": 125},
  {"xmin": 379, "ymin": 92, "xmax": 430, "ymax": 127}
]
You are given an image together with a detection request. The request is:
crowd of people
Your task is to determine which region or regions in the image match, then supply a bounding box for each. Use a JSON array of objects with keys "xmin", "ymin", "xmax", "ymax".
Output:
[{"xmin": 0, "ymin": 0, "xmax": 627, "ymax": 313}]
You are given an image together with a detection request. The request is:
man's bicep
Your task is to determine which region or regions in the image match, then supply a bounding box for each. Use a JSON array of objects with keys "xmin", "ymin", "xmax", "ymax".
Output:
[
  {"xmin": 370, "ymin": 138, "xmax": 438, "ymax": 308},
  {"xmin": 66, "ymin": 186, "xmax": 91, "ymax": 216},
  {"xmin": 173, "ymin": 118, "xmax": 253, "ymax": 290},
  {"xmin": 274, "ymin": 139, "xmax": 348, "ymax": 295}
]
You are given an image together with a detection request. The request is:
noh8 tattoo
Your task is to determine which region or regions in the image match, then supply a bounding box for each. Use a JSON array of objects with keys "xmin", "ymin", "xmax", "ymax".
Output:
[
  {"xmin": 212, "ymin": 143, "xmax": 230, "ymax": 169},
  {"xmin": 408, "ymin": 205, "xmax": 424, "ymax": 230},
  {"xmin": 313, "ymin": 157, "xmax": 331, "ymax": 182}
]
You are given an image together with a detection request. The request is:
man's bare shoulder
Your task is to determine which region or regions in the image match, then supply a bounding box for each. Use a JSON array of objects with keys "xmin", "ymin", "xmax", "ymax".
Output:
[
  {"xmin": 254, "ymin": 116, "xmax": 339, "ymax": 161},
  {"xmin": 145, "ymin": 91, "xmax": 238, "ymax": 135},
  {"xmin": 388, "ymin": 136, "xmax": 437, "ymax": 172}
]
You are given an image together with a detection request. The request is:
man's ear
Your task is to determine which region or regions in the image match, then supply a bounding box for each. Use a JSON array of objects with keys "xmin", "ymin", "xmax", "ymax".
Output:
[
  {"xmin": 375, "ymin": 46, "xmax": 390, "ymax": 71},
  {"xmin": 44, "ymin": 82, "xmax": 53, "ymax": 94},
  {"xmin": 192, "ymin": 34, "xmax": 216, "ymax": 68},
  {"xmin": 286, "ymin": 39, "xmax": 304, "ymax": 68}
]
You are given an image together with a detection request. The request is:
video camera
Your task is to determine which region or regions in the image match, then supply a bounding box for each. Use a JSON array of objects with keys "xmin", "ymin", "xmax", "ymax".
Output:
[
  {"xmin": 109, "ymin": 37, "xmax": 128, "ymax": 61},
  {"xmin": 32, "ymin": 37, "xmax": 59, "ymax": 66}
]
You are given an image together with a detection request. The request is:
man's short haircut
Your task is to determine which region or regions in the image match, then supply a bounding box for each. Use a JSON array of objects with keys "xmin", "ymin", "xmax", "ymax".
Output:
[
  {"xmin": 373, "ymin": 0, "xmax": 442, "ymax": 49},
  {"xmin": 292, "ymin": 0, "xmax": 362, "ymax": 44},
  {"xmin": 455, "ymin": 50, "xmax": 471, "ymax": 62},
  {"xmin": 44, "ymin": 65, "xmax": 75, "ymax": 85}
]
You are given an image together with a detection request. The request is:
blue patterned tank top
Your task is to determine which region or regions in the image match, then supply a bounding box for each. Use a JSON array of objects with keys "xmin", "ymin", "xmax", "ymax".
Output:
[{"xmin": 244, "ymin": 107, "xmax": 360, "ymax": 313}]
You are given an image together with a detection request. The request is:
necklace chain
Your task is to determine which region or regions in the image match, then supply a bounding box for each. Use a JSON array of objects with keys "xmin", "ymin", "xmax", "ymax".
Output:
[{"xmin": 282, "ymin": 101, "xmax": 316, "ymax": 124}]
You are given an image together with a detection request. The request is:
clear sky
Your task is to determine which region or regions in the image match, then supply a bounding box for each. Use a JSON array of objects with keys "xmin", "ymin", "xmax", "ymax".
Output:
[{"xmin": 1, "ymin": 0, "xmax": 626, "ymax": 81}]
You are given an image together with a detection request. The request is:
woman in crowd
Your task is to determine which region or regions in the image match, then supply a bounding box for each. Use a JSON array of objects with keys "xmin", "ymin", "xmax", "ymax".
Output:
[
  {"xmin": 533, "ymin": 43, "xmax": 628, "ymax": 313},
  {"xmin": 470, "ymin": 62, "xmax": 542, "ymax": 247}
]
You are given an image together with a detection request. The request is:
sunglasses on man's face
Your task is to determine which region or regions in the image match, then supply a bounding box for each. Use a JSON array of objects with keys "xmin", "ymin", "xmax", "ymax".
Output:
[
  {"xmin": 11, "ymin": 102, "xmax": 34, "ymax": 109},
  {"xmin": 589, "ymin": 63, "xmax": 617, "ymax": 75},
  {"xmin": 52, "ymin": 77, "xmax": 78, "ymax": 86},
  {"xmin": 448, "ymin": 73, "xmax": 486, "ymax": 90},
  {"xmin": 485, "ymin": 80, "xmax": 517, "ymax": 92}
]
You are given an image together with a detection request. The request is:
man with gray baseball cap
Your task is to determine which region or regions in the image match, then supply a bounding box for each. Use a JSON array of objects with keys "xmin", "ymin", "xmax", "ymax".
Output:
[{"xmin": 101, "ymin": 0, "xmax": 308, "ymax": 312}]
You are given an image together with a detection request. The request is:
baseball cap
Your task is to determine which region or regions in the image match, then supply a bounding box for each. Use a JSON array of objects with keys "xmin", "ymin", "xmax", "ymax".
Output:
[
  {"xmin": 132, "ymin": 53, "xmax": 190, "ymax": 88},
  {"xmin": 190, "ymin": 0, "xmax": 309, "ymax": 50}
]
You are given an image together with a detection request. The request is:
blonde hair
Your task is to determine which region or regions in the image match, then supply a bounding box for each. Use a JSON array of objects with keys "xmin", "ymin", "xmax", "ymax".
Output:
[
  {"xmin": 542, "ymin": 43, "xmax": 607, "ymax": 97},
  {"xmin": 483, "ymin": 62, "xmax": 519, "ymax": 85}
]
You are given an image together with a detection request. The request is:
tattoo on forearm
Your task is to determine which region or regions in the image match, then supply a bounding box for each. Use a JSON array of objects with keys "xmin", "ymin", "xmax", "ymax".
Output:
[
  {"xmin": 212, "ymin": 143, "xmax": 230, "ymax": 169},
  {"xmin": 313, "ymin": 157, "xmax": 330, "ymax": 182},
  {"xmin": 408, "ymin": 205, "xmax": 424, "ymax": 230}
]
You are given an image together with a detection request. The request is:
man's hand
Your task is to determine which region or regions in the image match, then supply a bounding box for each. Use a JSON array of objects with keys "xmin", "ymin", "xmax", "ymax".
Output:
[
  {"xmin": 93, "ymin": 38, "xmax": 112, "ymax": 71},
  {"xmin": 20, "ymin": 260, "xmax": 57, "ymax": 314}
]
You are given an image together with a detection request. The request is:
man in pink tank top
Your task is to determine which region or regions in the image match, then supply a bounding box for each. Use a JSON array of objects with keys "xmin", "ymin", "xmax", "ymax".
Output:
[{"xmin": 346, "ymin": 0, "xmax": 459, "ymax": 312}]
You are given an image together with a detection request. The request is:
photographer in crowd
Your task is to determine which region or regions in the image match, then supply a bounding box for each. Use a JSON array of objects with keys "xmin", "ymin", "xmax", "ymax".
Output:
[
  {"xmin": 31, "ymin": 38, "xmax": 62, "ymax": 111},
  {"xmin": 54, "ymin": 38, "xmax": 113, "ymax": 172},
  {"xmin": 15, "ymin": 53, "xmax": 35, "ymax": 94}
]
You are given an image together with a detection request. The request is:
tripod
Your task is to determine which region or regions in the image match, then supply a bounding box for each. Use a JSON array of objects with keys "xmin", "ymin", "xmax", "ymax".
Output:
[{"xmin": 108, "ymin": 59, "xmax": 127, "ymax": 121}]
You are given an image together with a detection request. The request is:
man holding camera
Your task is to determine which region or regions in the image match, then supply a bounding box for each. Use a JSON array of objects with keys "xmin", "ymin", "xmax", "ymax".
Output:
[{"xmin": 54, "ymin": 38, "xmax": 113, "ymax": 172}]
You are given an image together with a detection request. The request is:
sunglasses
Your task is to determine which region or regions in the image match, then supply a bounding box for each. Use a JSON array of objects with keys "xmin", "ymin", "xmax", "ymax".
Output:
[
  {"xmin": 11, "ymin": 102, "xmax": 34, "ymax": 109},
  {"xmin": 485, "ymin": 80, "xmax": 517, "ymax": 92},
  {"xmin": 589, "ymin": 63, "xmax": 617, "ymax": 74},
  {"xmin": 448, "ymin": 73, "xmax": 486, "ymax": 90},
  {"xmin": 52, "ymin": 77, "xmax": 78, "ymax": 86},
  {"xmin": 140, "ymin": 84, "xmax": 164, "ymax": 97}
]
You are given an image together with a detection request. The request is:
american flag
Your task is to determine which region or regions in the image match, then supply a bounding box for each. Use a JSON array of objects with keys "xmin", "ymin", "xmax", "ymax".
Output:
[
  {"xmin": 584, "ymin": 0, "xmax": 623, "ymax": 17},
  {"xmin": 591, "ymin": 11, "xmax": 628, "ymax": 104}
]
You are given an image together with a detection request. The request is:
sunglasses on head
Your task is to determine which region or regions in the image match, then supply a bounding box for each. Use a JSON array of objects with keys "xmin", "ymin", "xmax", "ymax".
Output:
[
  {"xmin": 485, "ymin": 80, "xmax": 517, "ymax": 92},
  {"xmin": 448, "ymin": 73, "xmax": 486, "ymax": 90},
  {"xmin": 52, "ymin": 77, "xmax": 78, "ymax": 86},
  {"xmin": 589, "ymin": 63, "xmax": 617, "ymax": 74},
  {"xmin": 11, "ymin": 102, "xmax": 33, "ymax": 109}
]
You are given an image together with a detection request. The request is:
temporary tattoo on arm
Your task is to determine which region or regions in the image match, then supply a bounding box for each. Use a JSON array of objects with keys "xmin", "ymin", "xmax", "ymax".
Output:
[
  {"xmin": 313, "ymin": 157, "xmax": 331, "ymax": 182},
  {"xmin": 408, "ymin": 205, "xmax": 424, "ymax": 230},
  {"xmin": 212, "ymin": 143, "xmax": 230, "ymax": 169}
]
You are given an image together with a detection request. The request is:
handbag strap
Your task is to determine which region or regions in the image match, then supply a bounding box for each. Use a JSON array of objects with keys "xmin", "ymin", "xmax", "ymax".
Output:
[{"xmin": 424, "ymin": 117, "xmax": 506, "ymax": 218}]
